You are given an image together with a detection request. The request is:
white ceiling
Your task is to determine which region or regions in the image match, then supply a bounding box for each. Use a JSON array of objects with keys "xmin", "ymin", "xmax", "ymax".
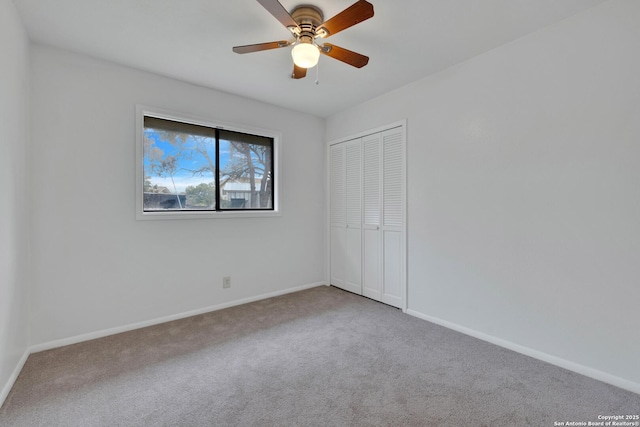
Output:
[{"xmin": 14, "ymin": 0, "xmax": 606, "ymax": 117}]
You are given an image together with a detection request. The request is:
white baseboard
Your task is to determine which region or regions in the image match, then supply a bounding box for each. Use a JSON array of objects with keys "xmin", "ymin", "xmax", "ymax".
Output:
[
  {"xmin": 30, "ymin": 282, "xmax": 327, "ymax": 353},
  {"xmin": 0, "ymin": 348, "xmax": 30, "ymax": 408},
  {"xmin": 406, "ymin": 309, "xmax": 640, "ymax": 395}
]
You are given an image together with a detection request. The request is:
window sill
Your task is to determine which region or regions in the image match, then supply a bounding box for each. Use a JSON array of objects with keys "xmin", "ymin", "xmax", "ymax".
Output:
[{"xmin": 136, "ymin": 209, "xmax": 282, "ymax": 221}]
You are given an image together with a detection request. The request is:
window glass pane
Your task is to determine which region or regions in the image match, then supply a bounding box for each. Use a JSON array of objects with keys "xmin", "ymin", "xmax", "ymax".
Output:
[
  {"xmin": 143, "ymin": 117, "xmax": 216, "ymax": 211},
  {"xmin": 219, "ymin": 130, "xmax": 274, "ymax": 210},
  {"xmin": 139, "ymin": 113, "xmax": 276, "ymax": 217}
]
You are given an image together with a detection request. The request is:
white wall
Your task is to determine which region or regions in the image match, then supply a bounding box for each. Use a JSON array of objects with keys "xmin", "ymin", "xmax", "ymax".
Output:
[
  {"xmin": 29, "ymin": 45, "xmax": 326, "ymax": 346},
  {"xmin": 327, "ymin": 0, "xmax": 640, "ymax": 388},
  {"xmin": 0, "ymin": 0, "xmax": 30, "ymax": 402}
]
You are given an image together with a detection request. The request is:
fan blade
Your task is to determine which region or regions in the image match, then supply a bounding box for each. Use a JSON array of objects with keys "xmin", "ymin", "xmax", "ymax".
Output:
[
  {"xmin": 233, "ymin": 41, "xmax": 291, "ymax": 54},
  {"xmin": 257, "ymin": 0, "xmax": 299, "ymax": 30},
  {"xmin": 320, "ymin": 43, "xmax": 369, "ymax": 68},
  {"xmin": 292, "ymin": 64, "xmax": 307, "ymax": 79},
  {"xmin": 316, "ymin": 0, "xmax": 374, "ymax": 38}
]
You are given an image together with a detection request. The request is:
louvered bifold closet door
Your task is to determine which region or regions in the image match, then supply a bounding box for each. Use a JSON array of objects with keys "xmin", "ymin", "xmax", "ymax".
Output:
[
  {"xmin": 330, "ymin": 144, "xmax": 347, "ymax": 290},
  {"xmin": 381, "ymin": 127, "xmax": 405, "ymax": 308},
  {"xmin": 344, "ymin": 139, "xmax": 362, "ymax": 294},
  {"xmin": 362, "ymin": 133, "xmax": 382, "ymax": 301},
  {"xmin": 330, "ymin": 124, "xmax": 405, "ymax": 305},
  {"xmin": 330, "ymin": 140, "xmax": 362, "ymax": 295}
]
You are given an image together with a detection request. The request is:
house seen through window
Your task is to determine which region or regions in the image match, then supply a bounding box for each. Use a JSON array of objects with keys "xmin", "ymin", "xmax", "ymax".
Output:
[{"xmin": 142, "ymin": 116, "xmax": 274, "ymax": 213}]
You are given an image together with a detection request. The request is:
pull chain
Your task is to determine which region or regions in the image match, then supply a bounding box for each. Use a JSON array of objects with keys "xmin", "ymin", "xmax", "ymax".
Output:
[{"xmin": 315, "ymin": 60, "xmax": 320, "ymax": 85}]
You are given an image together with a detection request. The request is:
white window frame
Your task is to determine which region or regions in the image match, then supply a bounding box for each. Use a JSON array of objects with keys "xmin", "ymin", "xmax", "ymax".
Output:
[{"xmin": 136, "ymin": 105, "xmax": 281, "ymax": 220}]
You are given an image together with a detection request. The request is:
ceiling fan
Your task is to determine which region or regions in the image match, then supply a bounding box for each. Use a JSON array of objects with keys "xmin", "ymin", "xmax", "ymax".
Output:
[{"xmin": 232, "ymin": 0, "xmax": 374, "ymax": 79}]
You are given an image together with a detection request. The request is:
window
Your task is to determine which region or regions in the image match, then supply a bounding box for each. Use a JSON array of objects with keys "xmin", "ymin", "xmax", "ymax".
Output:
[{"xmin": 136, "ymin": 106, "xmax": 279, "ymax": 219}]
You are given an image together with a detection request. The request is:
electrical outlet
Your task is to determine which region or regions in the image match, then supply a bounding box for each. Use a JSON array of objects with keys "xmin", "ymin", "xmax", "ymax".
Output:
[{"xmin": 223, "ymin": 276, "xmax": 231, "ymax": 288}]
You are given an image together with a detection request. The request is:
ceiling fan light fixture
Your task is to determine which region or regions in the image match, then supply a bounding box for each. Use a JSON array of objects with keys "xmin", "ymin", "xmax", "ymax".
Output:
[
  {"xmin": 291, "ymin": 42, "xmax": 320, "ymax": 69},
  {"xmin": 232, "ymin": 0, "xmax": 374, "ymax": 77}
]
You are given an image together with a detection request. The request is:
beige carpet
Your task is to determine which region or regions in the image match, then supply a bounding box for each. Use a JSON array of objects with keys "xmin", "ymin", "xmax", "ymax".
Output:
[{"xmin": 1, "ymin": 285, "xmax": 638, "ymax": 426}]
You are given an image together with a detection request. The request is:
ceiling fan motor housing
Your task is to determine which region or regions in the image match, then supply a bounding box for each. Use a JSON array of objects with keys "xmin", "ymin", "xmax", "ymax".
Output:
[{"xmin": 291, "ymin": 5, "xmax": 324, "ymax": 42}]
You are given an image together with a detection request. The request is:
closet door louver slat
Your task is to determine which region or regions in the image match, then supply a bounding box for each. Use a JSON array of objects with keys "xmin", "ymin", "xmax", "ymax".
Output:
[
  {"xmin": 330, "ymin": 144, "xmax": 345, "ymax": 226},
  {"xmin": 345, "ymin": 141, "xmax": 362, "ymax": 226},
  {"xmin": 383, "ymin": 131, "xmax": 403, "ymax": 229},
  {"xmin": 362, "ymin": 134, "xmax": 381, "ymax": 227}
]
